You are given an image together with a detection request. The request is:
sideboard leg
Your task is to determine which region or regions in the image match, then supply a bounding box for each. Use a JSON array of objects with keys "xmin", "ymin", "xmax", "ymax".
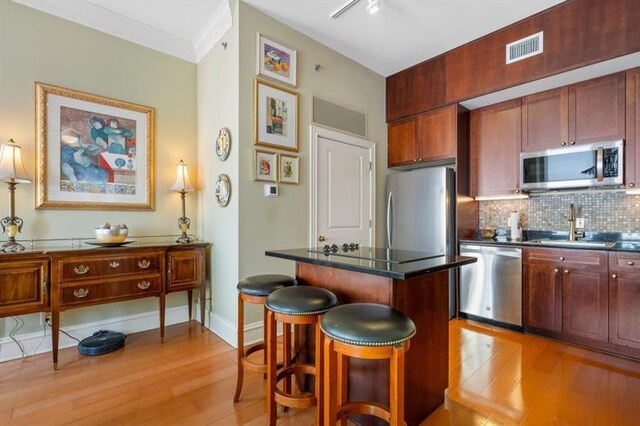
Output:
[
  {"xmin": 52, "ymin": 309, "xmax": 60, "ymax": 370},
  {"xmin": 160, "ymin": 294, "xmax": 166, "ymax": 343}
]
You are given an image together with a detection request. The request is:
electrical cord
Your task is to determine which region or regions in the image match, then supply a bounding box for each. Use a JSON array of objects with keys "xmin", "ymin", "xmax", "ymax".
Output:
[
  {"xmin": 9, "ymin": 317, "xmax": 27, "ymax": 358},
  {"xmin": 45, "ymin": 318, "xmax": 80, "ymax": 343}
]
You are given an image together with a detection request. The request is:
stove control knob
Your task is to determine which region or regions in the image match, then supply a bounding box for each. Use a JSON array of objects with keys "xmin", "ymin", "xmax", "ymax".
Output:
[
  {"xmin": 342, "ymin": 243, "xmax": 350, "ymax": 251},
  {"xmin": 330, "ymin": 244, "xmax": 339, "ymax": 252}
]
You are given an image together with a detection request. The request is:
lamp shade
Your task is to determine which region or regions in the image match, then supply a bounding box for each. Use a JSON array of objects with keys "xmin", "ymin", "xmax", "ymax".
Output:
[
  {"xmin": 171, "ymin": 159, "xmax": 195, "ymax": 192},
  {"xmin": 0, "ymin": 139, "xmax": 31, "ymax": 184}
]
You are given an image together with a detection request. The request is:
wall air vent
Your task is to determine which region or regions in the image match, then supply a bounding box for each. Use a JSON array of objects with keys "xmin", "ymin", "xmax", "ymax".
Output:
[{"xmin": 506, "ymin": 31, "xmax": 543, "ymax": 64}]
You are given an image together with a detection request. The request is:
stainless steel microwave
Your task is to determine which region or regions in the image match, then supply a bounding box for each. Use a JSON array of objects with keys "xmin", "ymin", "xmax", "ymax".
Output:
[{"xmin": 520, "ymin": 140, "xmax": 624, "ymax": 191}]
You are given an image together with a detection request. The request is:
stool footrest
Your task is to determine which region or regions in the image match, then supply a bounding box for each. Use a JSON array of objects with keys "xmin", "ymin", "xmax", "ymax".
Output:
[{"xmin": 337, "ymin": 401, "xmax": 392, "ymax": 423}]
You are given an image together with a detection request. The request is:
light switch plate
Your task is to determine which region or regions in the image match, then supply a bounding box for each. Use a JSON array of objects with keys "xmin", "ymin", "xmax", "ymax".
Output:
[{"xmin": 576, "ymin": 217, "xmax": 585, "ymax": 229}]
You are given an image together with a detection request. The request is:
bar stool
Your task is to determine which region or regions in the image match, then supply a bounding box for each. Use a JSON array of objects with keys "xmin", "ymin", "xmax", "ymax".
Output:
[
  {"xmin": 234, "ymin": 274, "xmax": 296, "ymax": 402},
  {"xmin": 320, "ymin": 303, "xmax": 416, "ymax": 426},
  {"xmin": 266, "ymin": 286, "xmax": 338, "ymax": 426}
]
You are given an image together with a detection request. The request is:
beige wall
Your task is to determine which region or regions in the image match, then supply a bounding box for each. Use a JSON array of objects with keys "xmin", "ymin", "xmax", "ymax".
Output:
[{"xmin": 0, "ymin": 1, "xmax": 197, "ymax": 336}]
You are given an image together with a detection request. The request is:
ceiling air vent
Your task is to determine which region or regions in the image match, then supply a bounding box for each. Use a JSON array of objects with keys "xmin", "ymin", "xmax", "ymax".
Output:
[{"xmin": 506, "ymin": 31, "xmax": 543, "ymax": 64}]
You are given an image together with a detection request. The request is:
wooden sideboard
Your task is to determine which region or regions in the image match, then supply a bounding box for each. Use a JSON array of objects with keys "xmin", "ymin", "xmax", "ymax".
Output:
[{"xmin": 0, "ymin": 242, "xmax": 208, "ymax": 368}]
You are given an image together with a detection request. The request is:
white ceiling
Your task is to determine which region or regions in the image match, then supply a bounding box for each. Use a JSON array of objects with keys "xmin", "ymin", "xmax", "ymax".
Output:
[{"xmin": 13, "ymin": 0, "xmax": 566, "ymax": 75}]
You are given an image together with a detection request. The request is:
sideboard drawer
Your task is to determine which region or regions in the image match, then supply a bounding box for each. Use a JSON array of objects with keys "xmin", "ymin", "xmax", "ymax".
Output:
[
  {"xmin": 59, "ymin": 274, "xmax": 161, "ymax": 307},
  {"xmin": 58, "ymin": 252, "xmax": 163, "ymax": 282}
]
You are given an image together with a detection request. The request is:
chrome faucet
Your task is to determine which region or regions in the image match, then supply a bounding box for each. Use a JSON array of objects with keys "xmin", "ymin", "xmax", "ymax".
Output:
[{"xmin": 568, "ymin": 203, "xmax": 577, "ymax": 241}]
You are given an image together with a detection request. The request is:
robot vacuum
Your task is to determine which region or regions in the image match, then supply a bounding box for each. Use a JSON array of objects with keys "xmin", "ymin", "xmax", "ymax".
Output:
[{"xmin": 77, "ymin": 330, "xmax": 126, "ymax": 356}]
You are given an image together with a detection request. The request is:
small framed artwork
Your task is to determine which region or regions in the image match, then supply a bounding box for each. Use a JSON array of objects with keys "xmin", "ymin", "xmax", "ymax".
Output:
[
  {"xmin": 254, "ymin": 79, "xmax": 298, "ymax": 152},
  {"xmin": 278, "ymin": 154, "xmax": 299, "ymax": 184},
  {"xmin": 35, "ymin": 82, "xmax": 154, "ymax": 210},
  {"xmin": 256, "ymin": 33, "xmax": 297, "ymax": 86},
  {"xmin": 254, "ymin": 149, "xmax": 278, "ymax": 182}
]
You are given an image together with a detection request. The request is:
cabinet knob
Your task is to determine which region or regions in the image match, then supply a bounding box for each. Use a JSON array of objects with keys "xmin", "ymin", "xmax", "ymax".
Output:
[
  {"xmin": 413, "ymin": 159, "xmax": 418, "ymax": 162},
  {"xmin": 418, "ymin": 158, "xmax": 423, "ymax": 162},
  {"xmin": 629, "ymin": 182, "xmax": 636, "ymax": 188},
  {"xmin": 73, "ymin": 288, "xmax": 89, "ymax": 298},
  {"xmin": 559, "ymin": 256, "xmax": 565, "ymax": 261},
  {"xmin": 73, "ymin": 265, "xmax": 90, "ymax": 275},
  {"xmin": 628, "ymin": 261, "xmax": 635, "ymax": 266},
  {"xmin": 570, "ymin": 141, "xmax": 576, "ymax": 145},
  {"xmin": 137, "ymin": 281, "xmax": 151, "ymax": 290},
  {"xmin": 554, "ymin": 268, "xmax": 559, "ymax": 273},
  {"xmin": 515, "ymin": 189, "xmax": 520, "ymax": 193},
  {"xmin": 561, "ymin": 142, "xmax": 567, "ymax": 146},
  {"xmin": 611, "ymin": 273, "xmax": 618, "ymax": 279},
  {"xmin": 138, "ymin": 260, "xmax": 151, "ymax": 269},
  {"xmin": 564, "ymin": 269, "xmax": 570, "ymax": 274}
]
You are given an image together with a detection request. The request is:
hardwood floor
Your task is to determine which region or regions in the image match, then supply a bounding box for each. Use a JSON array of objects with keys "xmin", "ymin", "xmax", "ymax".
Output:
[{"xmin": 1, "ymin": 319, "xmax": 639, "ymax": 425}]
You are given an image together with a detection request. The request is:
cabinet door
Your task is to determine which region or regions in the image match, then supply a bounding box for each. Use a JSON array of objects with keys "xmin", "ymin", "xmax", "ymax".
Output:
[
  {"xmin": 569, "ymin": 72, "xmax": 626, "ymax": 145},
  {"xmin": 626, "ymin": 67, "xmax": 640, "ymax": 189},
  {"xmin": 470, "ymin": 99, "xmax": 521, "ymax": 197},
  {"xmin": 417, "ymin": 104, "xmax": 456, "ymax": 162},
  {"xmin": 388, "ymin": 117, "xmax": 419, "ymax": 167},
  {"xmin": 523, "ymin": 261, "xmax": 562, "ymax": 332},
  {"xmin": 167, "ymin": 249, "xmax": 204, "ymax": 293},
  {"xmin": 562, "ymin": 268, "xmax": 609, "ymax": 342},
  {"xmin": 522, "ymin": 87, "xmax": 569, "ymax": 152},
  {"xmin": 0, "ymin": 257, "xmax": 49, "ymax": 317},
  {"xmin": 609, "ymin": 271, "xmax": 640, "ymax": 350}
]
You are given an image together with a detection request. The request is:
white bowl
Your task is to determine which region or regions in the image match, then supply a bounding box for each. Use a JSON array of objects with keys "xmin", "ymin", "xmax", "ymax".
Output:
[{"xmin": 94, "ymin": 227, "xmax": 129, "ymax": 243}]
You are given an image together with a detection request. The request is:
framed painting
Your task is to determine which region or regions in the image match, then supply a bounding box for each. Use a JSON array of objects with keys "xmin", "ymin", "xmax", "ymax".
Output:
[
  {"xmin": 35, "ymin": 82, "xmax": 155, "ymax": 210},
  {"xmin": 256, "ymin": 33, "xmax": 297, "ymax": 86},
  {"xmin": 254, "ymin": 79, "xmax": 298, "ymax": 152},
  {"xmin": 278, "ymin": 154, "xmax": 299, "ymax": 184},
  {"xmin": 254, "ymin": 149, "xmax": 278, "ymax": 182}
]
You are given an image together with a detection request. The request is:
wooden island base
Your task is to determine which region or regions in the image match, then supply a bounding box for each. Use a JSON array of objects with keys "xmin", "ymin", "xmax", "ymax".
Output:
[{"xmin": 297, "ymin": 262, "xmax": 450, "ymax": 426}]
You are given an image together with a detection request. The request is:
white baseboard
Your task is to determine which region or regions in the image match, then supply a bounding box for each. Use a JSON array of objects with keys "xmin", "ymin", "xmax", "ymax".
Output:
[
  {"xmin": 208, "ymin": 312, "xmax": 281, "ymax": 349},
  {"xmin": 0, "ymin": 306, "xmax": 189, "ymax": 363}
]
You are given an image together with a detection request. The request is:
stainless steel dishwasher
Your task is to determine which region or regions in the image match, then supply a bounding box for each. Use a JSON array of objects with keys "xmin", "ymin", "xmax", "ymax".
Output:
[{"xmin": 459, "ymin": 244, "xmax": 522, "ymax": 327}]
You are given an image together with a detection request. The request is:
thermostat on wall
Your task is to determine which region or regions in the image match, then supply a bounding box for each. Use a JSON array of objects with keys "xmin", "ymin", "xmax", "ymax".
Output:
[{"xmin": 264, "ymin": 184, "xmax": 279, "ymax": 197}]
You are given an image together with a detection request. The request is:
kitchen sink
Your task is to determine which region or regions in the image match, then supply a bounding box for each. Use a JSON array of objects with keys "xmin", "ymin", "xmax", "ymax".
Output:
[{"xmin": 526, "ymin": 239, "xmax": 616, "ymax": 249}]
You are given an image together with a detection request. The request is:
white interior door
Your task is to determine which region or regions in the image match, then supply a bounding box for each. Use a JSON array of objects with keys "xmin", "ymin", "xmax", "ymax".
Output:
[{"xmin": 311, "ymin": 126, "xmax": 375, "ymax": 246}]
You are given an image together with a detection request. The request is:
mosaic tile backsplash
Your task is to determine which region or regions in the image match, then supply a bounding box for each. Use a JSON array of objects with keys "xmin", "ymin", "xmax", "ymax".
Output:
[{"xmin": 479, "ymin": 191, "xmax": 640, "ymax": 233}]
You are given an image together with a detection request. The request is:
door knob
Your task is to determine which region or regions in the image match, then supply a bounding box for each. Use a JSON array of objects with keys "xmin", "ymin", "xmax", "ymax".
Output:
[{"xmin": 318, "ymin": 235, "xmax": 326, "ymax": 242}]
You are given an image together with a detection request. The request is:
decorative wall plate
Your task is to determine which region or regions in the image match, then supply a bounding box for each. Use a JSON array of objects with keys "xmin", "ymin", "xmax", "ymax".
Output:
[
  {"xmin": 215, "ymin": 128, "xmax": 231, "ymax": 161},
  {"xmin": 215, "ymin": 174, "xmax": 231, "ymax": 207}
]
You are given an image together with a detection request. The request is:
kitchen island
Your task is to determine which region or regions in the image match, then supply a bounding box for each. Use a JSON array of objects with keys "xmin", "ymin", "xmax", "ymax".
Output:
[{"xmin": 265, "ymin": 247, "xmax": 476, "ymax": 426}]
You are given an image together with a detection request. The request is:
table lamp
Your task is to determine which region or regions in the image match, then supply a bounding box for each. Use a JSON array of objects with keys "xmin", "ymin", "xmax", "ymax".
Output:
[
  {"xmin": 171, "ymin": 159, "xmax": 195, "ymax": 243},
  {"xmin": 0, "ymin": 139, "xmax": 32, "ymax": 252}
]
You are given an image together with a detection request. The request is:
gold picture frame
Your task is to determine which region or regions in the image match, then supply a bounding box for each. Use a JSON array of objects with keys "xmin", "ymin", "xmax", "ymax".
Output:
[
  {"xmin": 254, "ymin": 79, "xmax": 298, "ymax": 152},
  {"xmin": 35, "ymin": 82, "xmax": 155, "ymax": 210},
  {"xmin": 254, "ymin": 149, "xmax": 278, "ymax": 182},
  {"xmin": 278, "ymin": 154, "xmax": 299, "ymax": 184}
]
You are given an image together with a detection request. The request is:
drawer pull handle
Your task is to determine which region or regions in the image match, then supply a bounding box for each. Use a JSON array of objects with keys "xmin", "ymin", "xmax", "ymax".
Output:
[
  {"xmin": 564, "ymin": 269, "xmax": 570, "ymax": 274},
  {"xmin": 109, "ymin": 261, "xmax": 120, "ymax": 268},
  {"xmin": 559, "ymin": 256, "xmax": 565, "ymax": 261},
  {"xmin": 612, "ymin": 273, "xmax": 618, "ymax": 279},
  {"xmin": 138, "ymin": 260, "xmax": 151, "ymax": 269},
  {"xmin": 628, "ymin": 261, "xmax": 635, "ymax": 266},
  {"xmin": 74, "ymin": 265, "xmax": 90, "ymax": 275},
  {"xmin": 73, "ymin": 288, "xmax": 89, "ymax": 298},
  {"xmin": 137, "ymin": 281, "xmax": 151, "ymax": 290}
]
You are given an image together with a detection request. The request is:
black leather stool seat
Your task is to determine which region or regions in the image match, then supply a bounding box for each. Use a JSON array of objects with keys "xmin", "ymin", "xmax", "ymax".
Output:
[
  {"xmin": 321, "ymin": 303, "xmax": 416, "ymax": 347},
  {"xmin": 266, "ymin": 286, "xmax": 337, "ymax": 315},
  {"xmin": 237, "ymin": 274, "xmax": 296, "ymax": 297}
]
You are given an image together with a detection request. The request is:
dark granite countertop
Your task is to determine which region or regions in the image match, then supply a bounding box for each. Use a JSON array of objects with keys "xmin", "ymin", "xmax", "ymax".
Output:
[
  {"xmin": 265, "ymin": 247, "xmax": 477, "ymax": 280},
  {"xmin": 460, "ymin": 230, "xmax": 640, "ymax": 252}
]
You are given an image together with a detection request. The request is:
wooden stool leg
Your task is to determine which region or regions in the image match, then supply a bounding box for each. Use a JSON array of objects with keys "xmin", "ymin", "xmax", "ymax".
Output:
[
  {"xmin": 390, "ymin": 345, "xmax": 406, "ymax": 426},
  {"xmin": 263, "ymin": 305, "xmax": 268, "ymax": 380},
  {"xmin": 233, "ymin": 293, "xmax": 244, "ymax": 402},
  {"xmin": 267, "ymin": 310, "xmax": 278, "ymax": 426},
  {"xmin": 337, "ymin": 350, "xmax": 348, "ymax": 425},
  {"xmin": 284, "ymin": 323, "xmax": 292, "ymax": 395},
  {"xmin": 314, "ymin": 321, "xmax": 324, "ymax": 426},
  {"xmin": 323, "ymin": 337, "xmax": 336, "ymax": 426}
]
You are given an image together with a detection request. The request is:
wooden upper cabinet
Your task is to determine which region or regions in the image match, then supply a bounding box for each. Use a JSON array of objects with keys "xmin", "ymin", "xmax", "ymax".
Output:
[
  {"xmin": 569, "ymin": 72, "xmax": 626, "ymax": 145},
  {"xmin": 386, "ymin": 56, "xmax": 445, "ymax": 122},
  {"xmin": 626, "ymin": 67, "xmax": 640, "ymax": 189},
  {"xmin": 522, "ymin": 88, "xmax": 568, "ymax": 152},
  {"xmin": 388, "ymin": 117, "xmax": 419, "ymax": 166},
  {"xmin": 387, "ymin": 104, "xmax": 464, "ymax": 168},
  {"xmin": 470, "ymin": 99, "xmax": 522, "ymax": 197},
  {"xmin": 417, "ymin": 105, "xmax": 456, "ymax": 162}
]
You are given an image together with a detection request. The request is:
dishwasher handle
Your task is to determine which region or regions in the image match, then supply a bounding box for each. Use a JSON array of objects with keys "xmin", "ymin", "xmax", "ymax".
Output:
[{"xmin": 460, "ymin": 244, "xmax": 522, "ymax": 258}]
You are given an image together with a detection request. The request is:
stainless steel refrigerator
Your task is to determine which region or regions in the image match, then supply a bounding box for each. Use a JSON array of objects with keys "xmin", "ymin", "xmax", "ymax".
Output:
[{"xmin": 385, "ymin": 166, "xmax": 456, "ymax": 316}]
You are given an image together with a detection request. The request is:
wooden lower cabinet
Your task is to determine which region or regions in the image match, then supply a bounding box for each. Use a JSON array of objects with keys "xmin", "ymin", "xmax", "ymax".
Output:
[
  {"xmin": 0, "ymin": 254, "xmax": 49, "ymax": 317},
  {"xmin": 609, "ymin": 252, "xmax": 640, "ymax": 350},
  {"xmin": 523, "ymin": 260, "xmax": 562, "ymax": 333},
  {"xmin": 562, "ymin": 268, "xmax": 608, "ymax": 342}
]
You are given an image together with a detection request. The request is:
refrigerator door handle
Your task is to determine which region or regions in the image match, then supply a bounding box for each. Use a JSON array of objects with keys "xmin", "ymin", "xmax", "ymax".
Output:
[{"xmin": 386, "ymin": 191, "xmax": 393, "ymax": 248}]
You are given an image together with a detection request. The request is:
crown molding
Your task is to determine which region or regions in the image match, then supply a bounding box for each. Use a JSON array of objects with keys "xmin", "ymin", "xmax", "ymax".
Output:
[
  {"xmin": 12, "ymin": 0, "xmax": 231, "ymax": 63},
  {"xmin": 193, "ymin": 0, "xmax": 233, "ymax": 62}
]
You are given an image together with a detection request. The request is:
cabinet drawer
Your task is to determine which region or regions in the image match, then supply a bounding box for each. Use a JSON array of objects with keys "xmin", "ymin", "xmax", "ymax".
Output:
[
  {"xmin": 58, "ymin": 252, "xmax": 163, "ymax": 282},
  {"xmin": 609, "ymin": 252, "xmax": 640, "ymax": 271},
  {"xmin": 524, "ymin": 247, "xmax": 606, "ymax": 270},
  {"xmin": 60, "ymin": 275, "xmax": 161, "ymax": 307}
]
